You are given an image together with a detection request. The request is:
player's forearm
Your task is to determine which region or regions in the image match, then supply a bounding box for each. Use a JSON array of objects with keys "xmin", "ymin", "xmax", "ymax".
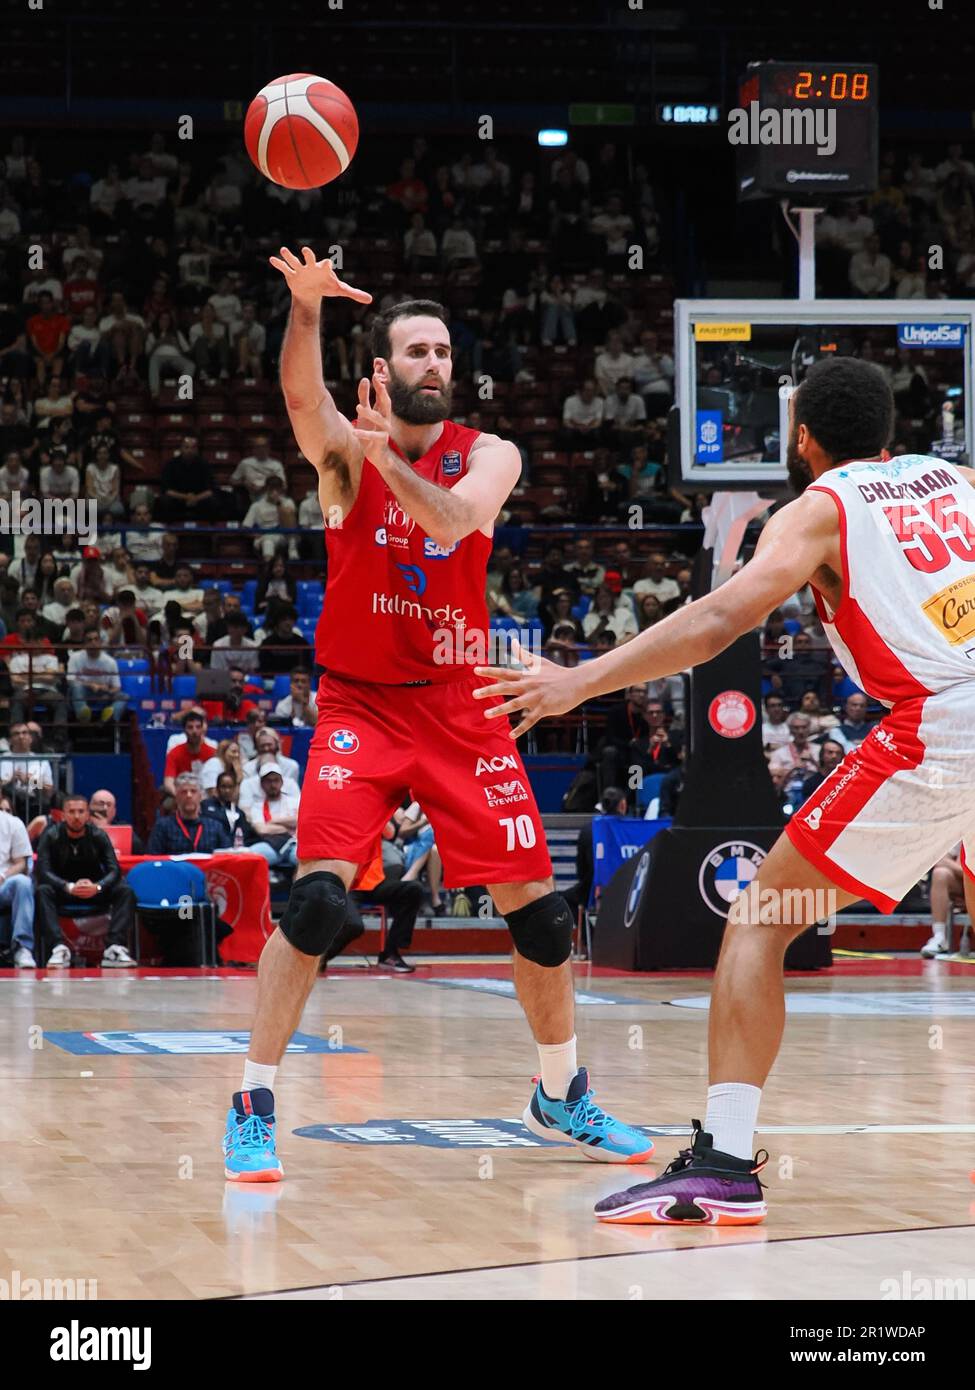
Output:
[
  {"xmin": 573, "ymin": 596, "xmax": 732, "ymax": 700},
  {"xmin": 377, "ymin": 454, "xmax": 476, "ymax": 548},
  {"xmin": 280, "ymin": 300, "xmax": 330, "ymax": 414}
]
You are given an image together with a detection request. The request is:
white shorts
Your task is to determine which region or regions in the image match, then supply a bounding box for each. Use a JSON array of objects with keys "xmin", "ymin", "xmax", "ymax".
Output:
[{"xmin": 786, "ymin": 686, "xmax": 975, "ymax": 911}]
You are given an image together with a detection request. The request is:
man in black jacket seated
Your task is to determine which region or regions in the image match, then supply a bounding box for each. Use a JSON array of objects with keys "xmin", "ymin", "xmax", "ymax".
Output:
[{"xmin": 35, "ymin": 794, "xmax": 137, "ymax": 967}]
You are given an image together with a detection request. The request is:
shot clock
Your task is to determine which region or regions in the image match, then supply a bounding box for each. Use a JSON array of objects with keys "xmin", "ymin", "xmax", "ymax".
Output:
[{"xmin": 735, "ymin": 61, "xmax": 878, "ymax": 202}]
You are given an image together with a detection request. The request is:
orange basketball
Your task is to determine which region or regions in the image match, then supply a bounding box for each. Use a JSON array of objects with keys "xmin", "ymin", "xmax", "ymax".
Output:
[{"xmin": 244, "ymin": 73, "xmax": 359, "ymax": 189}]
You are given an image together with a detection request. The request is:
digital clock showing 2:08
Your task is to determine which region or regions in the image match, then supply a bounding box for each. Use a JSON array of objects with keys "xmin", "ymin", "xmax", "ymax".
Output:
[{"xmin": 775, "ymin": 66, "xmax": 873, "ymax": 102}]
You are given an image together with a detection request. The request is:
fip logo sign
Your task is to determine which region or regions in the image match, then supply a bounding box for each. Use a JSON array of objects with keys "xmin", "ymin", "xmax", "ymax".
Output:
[{"xmin": 696, "ymin": 409, "xmax": 723, "ymax": 462}]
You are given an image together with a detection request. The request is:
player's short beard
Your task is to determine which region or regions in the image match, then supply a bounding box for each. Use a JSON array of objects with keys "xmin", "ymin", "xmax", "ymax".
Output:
[
  {"xmin": 386, "ymin": 366, "xmax": 453, "ymax": 424},
  {"xmin": 786, "ymin": 419, "xmax": 813, "ymax": 495}
]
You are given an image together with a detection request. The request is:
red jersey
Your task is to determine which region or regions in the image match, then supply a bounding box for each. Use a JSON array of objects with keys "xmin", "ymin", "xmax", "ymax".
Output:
[
  {"xmin": 164, "ymin": 738, "xmax": 218, "ymax": 782},
  {"xmin": 315, "ymin": 420, "xmax": 492, "ymax": 684}
]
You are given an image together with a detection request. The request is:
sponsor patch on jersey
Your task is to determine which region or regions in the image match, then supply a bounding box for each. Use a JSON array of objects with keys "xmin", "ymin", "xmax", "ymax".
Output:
[
  {"xmin": 423, "ymin": 537, "xmax": 457, "ymax": 559},
  {"xmin": 317, "ymin": 764, "xmax": 354, "ymax": 783},
  {"xmin": 440, "ymin": 450, "xmax": 462, "ymax": 476},
  {"xmin": 327, "ymin": 729, "xmax": 360, "ymax": 754},
  {"xmin": 394, "ymin": 562, "xmax": 427, "ymax": 596},
  {"xmin": 921, "ymin": 572, "xmax": 975, "ymax": 648},
  {"xmin": 483, "ymin": 779, "xmax": 529, "ymax": 807},
  {"xmin": 374, "ymin": 526, "xmax": 387, "ymax": 546},
  {"xmin": 475, "ymin": 754, "xmax": 518, "ymax": 777}
]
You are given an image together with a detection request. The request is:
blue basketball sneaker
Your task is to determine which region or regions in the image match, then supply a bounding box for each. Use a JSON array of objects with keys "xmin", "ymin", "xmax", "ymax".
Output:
[
  {"xmin": 522, "ymin": 1067, "xmax": 655, "ymax": 1163},
  {"xmin": 223, "ymin": 1087, "xmax": 284, "ymax": 1182}
]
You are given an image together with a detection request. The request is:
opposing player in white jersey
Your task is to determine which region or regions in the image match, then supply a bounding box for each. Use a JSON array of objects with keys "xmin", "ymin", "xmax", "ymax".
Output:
[{"xmin": 474, "ymin": 356, "xmax": 975, "ymax": 1224}]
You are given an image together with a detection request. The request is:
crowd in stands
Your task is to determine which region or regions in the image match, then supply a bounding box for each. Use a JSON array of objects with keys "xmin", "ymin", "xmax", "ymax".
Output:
[{"xmin": 1, "ymin": 125, "xmax": 971, "ymax": 954}]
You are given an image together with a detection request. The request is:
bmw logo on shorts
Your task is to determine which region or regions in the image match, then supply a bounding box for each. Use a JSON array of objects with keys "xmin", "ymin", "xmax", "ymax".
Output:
[
  {"xmin": 698, "ymin": 840, "xmax": 766, "ymax": 917},
  {"xmin": 328, "ymin": 729, "xmax": 360, "ymax": 755}
]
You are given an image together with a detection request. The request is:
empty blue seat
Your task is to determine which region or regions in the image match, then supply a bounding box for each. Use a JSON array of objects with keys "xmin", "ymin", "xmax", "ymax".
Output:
[
  {"xmin": 120, "ymin": 674, "xmax": 150, "ymax": 699},
  {"xmin": 240, "ymin": 580, "xmax": 258, "ymax": 606},
  {"xmin": 200, "ymin": 579, "xmax": 233, "ymax": 593},
  {"xmin": 271, "ymin": 674, "xmax": 291, "ymax": 701},
  {"xmin": 172, "ymin": 674, "xmax": 197, "ymax": 700},
  {"xmin": 117, "ymin": 658, "xmax": 149, "ymax": 674}
]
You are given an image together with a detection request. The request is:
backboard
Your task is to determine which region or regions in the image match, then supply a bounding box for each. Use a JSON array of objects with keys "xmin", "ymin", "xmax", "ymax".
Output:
[{"xmin": 673, "ymin": 299, "xmax": 975, "ymax": 488}]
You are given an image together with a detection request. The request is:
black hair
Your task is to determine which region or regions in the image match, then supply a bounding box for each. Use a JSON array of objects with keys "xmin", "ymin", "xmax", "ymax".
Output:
[
  {"xmin": 370, "ymin": 299, "xmax": 448, "ymax": 362},
  {"xmin": 601, "ymin": 786, "xmax": 627, "ymax": 814},
  {"xmin": 793, "ymin": 357, "xmax": 894, "ymax": 464}
]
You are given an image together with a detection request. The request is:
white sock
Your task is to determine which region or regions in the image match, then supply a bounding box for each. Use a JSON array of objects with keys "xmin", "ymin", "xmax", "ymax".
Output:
[
  {"xmin": 932, "ymin": 921, "xmax": 948, "ymax": 941},
  {"xmin": 241, "ymin": 1059, "xmax": 277, "ymax": 1094},
  {"xmin": 704, "ymin": 1082, "xmax": 762, "ymax": 1160},
  {"xmin": 537, "ymin": 1037, "xmax": 578, "ymax": 1100}
]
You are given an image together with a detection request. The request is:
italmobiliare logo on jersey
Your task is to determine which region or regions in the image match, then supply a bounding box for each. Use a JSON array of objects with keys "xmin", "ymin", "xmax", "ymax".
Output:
[{"xmin": 371, "ymin": 591, "xmax": 468, "ymax": 625}]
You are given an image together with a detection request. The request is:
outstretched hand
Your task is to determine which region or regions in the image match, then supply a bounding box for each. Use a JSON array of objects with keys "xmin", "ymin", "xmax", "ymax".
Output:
[
  {"xmin": 268, "ymin": 246, "xmax": 372, "ymax": 305},
  {"xmin": 473, "ymin": 637, "xmax": 587, "ymax": 739},
  {"xmin": 350, "ymin": 374, "xmax": 394, "ymax": 462}
]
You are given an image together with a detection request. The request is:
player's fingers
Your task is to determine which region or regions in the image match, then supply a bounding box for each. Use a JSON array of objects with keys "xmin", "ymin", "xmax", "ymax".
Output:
[
  {"xmin": 300, "ymin": 246, "xmax": 317, "ymax": 264},
  {"xmin": 483, "ymin": 693, "xmax": 529, "ymax": 719},
  {"xmin": 472, "ymin": 668, "xmax": 510, "ymax": 691},
  {"xmin": 372, "ymin": 374, "xmax": 392, "ymax": 413},
  {"xmin": 508, "ymin": 635, "xmax": 542, "ymax": 672},
  {"xmin": 268, "ymin": 256, "xmax": 291, "ymax": 274},
  {"xmin": 279, "ymin": 247, "xmax": 302, "ymax": 271},
  {"xmin": 336, "ymin": 279, "xmax": 373, "ymax": 303},
  {"xmin": 357, "ymin": 376, "xmax": 372, "ymax": 409}
]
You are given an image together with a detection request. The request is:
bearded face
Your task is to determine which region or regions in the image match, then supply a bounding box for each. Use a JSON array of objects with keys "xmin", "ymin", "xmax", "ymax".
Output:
[
  {"xmin": 386, "ymin": 363, "xmax": 453, "ymax": 424},
  {"xmin": 786, "ymin": 414, "xmax": 813, "ymax": 495}
]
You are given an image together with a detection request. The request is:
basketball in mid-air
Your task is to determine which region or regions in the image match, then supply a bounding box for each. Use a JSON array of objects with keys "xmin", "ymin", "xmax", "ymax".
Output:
[{"xmin": 244, "ymin": 73, "xmax": 358, "ymax": 189}]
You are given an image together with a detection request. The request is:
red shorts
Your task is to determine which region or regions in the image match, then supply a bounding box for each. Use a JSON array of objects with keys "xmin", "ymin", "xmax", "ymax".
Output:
[{"xmin": 296, "ymin": 670, "xmax": 553, "ymax": 888}]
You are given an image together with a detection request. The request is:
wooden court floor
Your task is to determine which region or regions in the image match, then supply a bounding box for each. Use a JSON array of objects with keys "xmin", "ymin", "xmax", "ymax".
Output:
[{"xmin": 3, "ymin": 956, "xmax": 975, "ymax": 1301}]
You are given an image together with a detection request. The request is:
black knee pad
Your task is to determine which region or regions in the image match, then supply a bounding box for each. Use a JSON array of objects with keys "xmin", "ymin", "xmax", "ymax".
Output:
[
  {"xmin": 279, "ymin": 871, "xmax": 348, "ymax": 957},
  {"xmin": 506, "ymin": 892, "xmax": 573, "ymax": 967}
]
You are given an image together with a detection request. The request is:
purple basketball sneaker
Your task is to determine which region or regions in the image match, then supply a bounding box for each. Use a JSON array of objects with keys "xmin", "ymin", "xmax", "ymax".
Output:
[{"xmin": 594, "ymin": 1120, "xmax": 768, "ymax": 1225}]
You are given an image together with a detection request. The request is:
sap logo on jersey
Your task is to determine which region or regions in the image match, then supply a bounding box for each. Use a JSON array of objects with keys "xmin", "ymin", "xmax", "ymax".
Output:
[
  {"xmin": 475, "ymin": 754, "xmax": 518, "ymax": 777},
  {"xmin": 423, "ymin": 538, "xmax": 457, "ymax": 559},
  {"xmin": 317, "ymin": 764, "xmax": 353, "ymax": 783},
  {"xmin": 395, "ymin": 562, "xmax": 427, "ymax": 596},
  {"xmin": 441, "ymin": 451, "xmax": 462, "ymax": 477},
  {"xmin": 327, "ymin": 729, "xmax": 360, "ymax": 755},
  {"xmin": 484, "ymin": 780, "xmax": 529, "ymax": 807}
]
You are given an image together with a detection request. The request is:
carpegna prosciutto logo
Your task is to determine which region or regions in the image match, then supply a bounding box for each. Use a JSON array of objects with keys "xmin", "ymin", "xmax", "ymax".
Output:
[{"xmin": 708, "ymin": 690, "xmax": 756, "ymax": 739}]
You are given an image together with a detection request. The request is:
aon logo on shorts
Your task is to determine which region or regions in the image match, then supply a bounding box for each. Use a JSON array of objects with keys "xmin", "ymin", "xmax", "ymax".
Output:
[{"xmin": 475, "ymin": 754, "xmax": 518, "ymax": 776}]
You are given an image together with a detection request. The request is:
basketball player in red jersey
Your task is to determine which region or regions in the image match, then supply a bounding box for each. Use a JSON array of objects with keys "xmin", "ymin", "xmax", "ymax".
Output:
[
  {"xmin": 475, "ymin": 356, "xmax": 975, "ymax": 1223},
  {"xmin": 222, "ymin": 247, "xmax": 654, "ymax": 1181}
]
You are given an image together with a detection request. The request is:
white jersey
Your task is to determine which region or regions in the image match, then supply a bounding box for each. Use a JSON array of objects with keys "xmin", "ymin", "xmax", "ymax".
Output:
[{"xmin": 807, "ymin": 455, "xmax": 975, "ymax": 706}]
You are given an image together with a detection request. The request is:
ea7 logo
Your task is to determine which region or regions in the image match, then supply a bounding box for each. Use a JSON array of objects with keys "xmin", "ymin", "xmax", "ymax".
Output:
[
  {"xmin": 317, "ymin": 765, "xmax": 353, "ymax": 783},
  {"xmin": 805, "ymin": 806, "xmax": 823, "ymax": 831},
  {"xmin": 475, "ymin": 754, "xmax": 518, "ymax": 776},
  {"xmin": 484, "ymin": 780, "xmax": 528, "ymax": 807}
]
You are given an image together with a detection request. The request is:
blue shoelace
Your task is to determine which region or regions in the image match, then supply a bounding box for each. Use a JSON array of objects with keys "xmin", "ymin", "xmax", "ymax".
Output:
[
  {"xmin": 226, "ymin": 1112, "xmax": 275, "ymax": 1154},
  {"xmin": 564, "ymin": 1089, "xmax": 613, "ymax": 1135}
]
